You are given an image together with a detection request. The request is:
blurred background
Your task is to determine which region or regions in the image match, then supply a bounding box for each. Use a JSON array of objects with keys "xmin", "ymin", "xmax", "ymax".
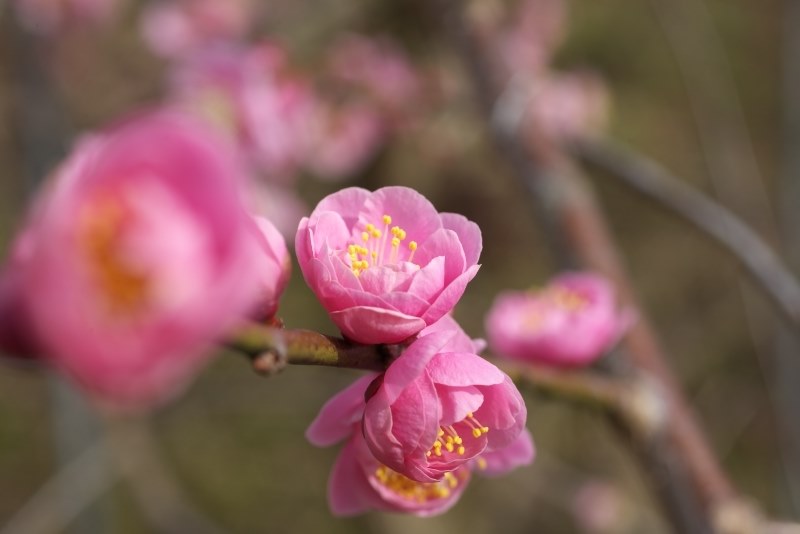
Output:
[{"xmin": 0, "ymin": 0, "xmax": 791, "ymax": 532}]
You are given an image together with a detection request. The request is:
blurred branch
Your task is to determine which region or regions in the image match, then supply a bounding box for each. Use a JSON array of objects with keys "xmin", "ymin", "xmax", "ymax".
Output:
[
  {"xmin": 104, "ymin": 419, "xmax": 226, "ymax": 534},
  {"xmin": 0, "ymin": 440, "xmax": 115, "ymax": 534},
  {"xmin": 572, "ymin": 138, "xmax": 800, "ymax": 334},
  {"xmin": 431, "ymin": 0, "xmax": 749, "ymax": 532}
]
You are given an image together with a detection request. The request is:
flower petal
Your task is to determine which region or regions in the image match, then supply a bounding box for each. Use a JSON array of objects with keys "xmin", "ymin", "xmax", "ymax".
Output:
[
  {"xmin": 330, "ymin": 306, "xmax": 426, "ymax": 344},
  {"xmin": 306, "ymin": 374, "xmax": 378, "ymax": 447}
]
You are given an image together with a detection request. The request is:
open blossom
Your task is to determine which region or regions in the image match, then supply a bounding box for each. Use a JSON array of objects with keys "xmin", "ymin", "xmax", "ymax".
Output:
[
  {"xmin": 306, "ymin": 347, "xmax": 534, "ymax": 516},
  {"xmin": 295, "ymin": 186, "xmax": 481, "ymax": 344},
  {"xmin": 3, "ymin": 110, "xmax": 266, "ymax": 408},
  {"xmin": 486, "ymin": 272, "xmax": 633, "ymax": 367},
  {"xmin": 362, "ymin": 323, "xmax": 527, "ymax": 482}
]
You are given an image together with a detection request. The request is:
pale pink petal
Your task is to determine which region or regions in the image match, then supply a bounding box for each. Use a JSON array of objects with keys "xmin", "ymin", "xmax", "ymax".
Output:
[
  {"xmin": 358, "ymin": 186, "xmax": 442, "ymax": 244},
  {"xmin": 440, "ymin": 212, "xmax": 482, "ymax": 266},
  {"xmin": 330, "ymin": 306, "xmax": 426, "ymax": 344},
  {"xmin": 477, "ymin": 428, "xmax": 535, "ymax": 477},
  {"xmin": 420, "ymin": 265, "xmax": 481, "ymax": 325},
  {"xmin": 306, "ymin": 374, "xmax": 378, "ymax": 447},
  {"xmin": 437, "ymin": 385, "xmax": 483, "ymax": 425},
  {"xmin": 328, "ymin": 437, "xmax": 376, "ymax": 516},
  {"xmin": 426, "ymin": 353, "xmax": 505, "ymax": 387}
]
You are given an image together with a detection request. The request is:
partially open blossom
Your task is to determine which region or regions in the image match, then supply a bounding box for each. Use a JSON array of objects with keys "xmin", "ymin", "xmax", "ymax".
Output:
[
  {"xmin": 362, "ymin": 326, "xmax": 527, "ymax": 482},
  {"xmin": 249, "ymin": 215, "xmax": 290, "ymax": 321},
  {"xmin": 307, "ymin": 350, "xmax": 533, "ymax": 516},
  {"xmin": 12, "ymin": 0, "xmax": 119, "ymax": 35},
  {"xmin": 5, "ymin": 110, "xmax": 264, "ymax": 408},
  {"xmin": 486, "ymin": 272, "xmax": 633, "ymax": 367},
  {"xmin": 141, "ymin": 0, "xmax": 256, "ymax": 59},
  {"xmin": 295, "ymin": 186, "xmax": 482, "ymax": 344}
]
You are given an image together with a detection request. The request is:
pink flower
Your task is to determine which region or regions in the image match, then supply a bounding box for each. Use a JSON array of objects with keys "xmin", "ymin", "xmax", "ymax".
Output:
[
  {"xmin": 304, "ymin": 103, "xmax": 386, "ymax": 180},
  {"xmin": 326, "ymin": 34, "xmax": 422, "ymax": 116},
  {"xmin": 141, "ymin": 0, "xmax": 256, "ymax": 59},
  {"xmin": 306, "ymin": 343, "xmax": 534, "ymax": 516},
  {"xmin": 5, "ymin": 110, "xmax": 264, "ymax": 408},
  {"xmin": 249, "ymin": 215, "xmax": 290, "ymax": 321},
  {"xmin": 362, "ymin": 323, "xmax": 527, "ymax": 482},
  {"xmin": 169, "ymin": 42, "xmax": 316, "ymax": 180},
  {"xmin": 12, "ymin": 0, "xmax": 119, "ymax": 35},
  {"xmin": 308, "ymin": 374, "xmax": 471, "ymax": 517},
  {"xmin": 486, "ymin": 272, "xmax": 634, "ymax": 367},
  {"xmin": 295, "ymin": 186, "xmax": 482, "ymax": 344},
  {"xmin": 524, "ymin": 71, "xmax": 610, "ymax": 142}
]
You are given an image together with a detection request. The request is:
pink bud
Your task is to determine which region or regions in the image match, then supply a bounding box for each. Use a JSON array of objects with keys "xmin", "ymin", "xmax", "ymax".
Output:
[
  {"xmin": 486, "ymin": 272, "xmax": 634, "ymax": 367},
  {"xmin": 5, "ymin": 109, "xmax": 264, "ymax": 409},
  {"xmin": 295, "ymin": 186, "xmax": 482, "ymax": 344}
]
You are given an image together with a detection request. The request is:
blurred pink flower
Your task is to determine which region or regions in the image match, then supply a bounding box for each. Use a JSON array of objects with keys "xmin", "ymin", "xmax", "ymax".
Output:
[
  {"xmin": 327, "ymin": 34, "xmax": 422, "ymax": 115},
  {"xmin": 495, "ymin": 0, "xmax": 567, "ymax": 75},
  {"xmin": 12, "ymin": 0, "xmax": 119, "ymax": 35},
  {"xmin": 304, "ymin": 103, "xmax": 386, "ymax": 180},
  {"xmin": 6, "ymin": 110, "xmax": 263, "ymax": 409},
  {"xmin": 170, "ymin": 42, "xmax": 316, "ymax": 181},
  {"xmin": 486, "ymin": 272, "xmax": 633, "ymax": 367},
  {"xmin": 141, "ymin": 0, "xmax": 256, "ymax": 59},
  {"xmin": 524, "ymin": 71, "xmax": 610, "ymax": 142},
  {"xmin": 249, "ymin": 216, "xmax": 290, "ymax": 322},
  {"xmin": 362, "ymin": 326, "xmax": 527, "ymax": 482},
  {"xmin": 295, "ymin": 186, "xmax": 482, "ymax": 344}
]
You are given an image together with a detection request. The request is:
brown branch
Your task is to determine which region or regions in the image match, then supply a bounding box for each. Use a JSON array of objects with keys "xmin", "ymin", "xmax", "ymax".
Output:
[{"xmin": 572, "ymin": 138, "xmax": 800, "ymax": 333}]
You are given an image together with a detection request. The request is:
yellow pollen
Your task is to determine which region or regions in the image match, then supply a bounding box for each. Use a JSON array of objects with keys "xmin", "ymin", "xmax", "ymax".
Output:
[
  {"xmin": 365, "ymin": 223, "xmax": 375, "ymax": 232},
  {"xmin": 438, "ymin": 429, "xmax": 445, "ymax": 437},
  {"xmin": 472, "ymin": 428, "xmax": 482, "ymax": 438},
  {"xmin": 80, "ymin": 198, "xmax": 149, "ymax": 314},
  {"xmin": 373, "ymin": 465, "xmax": 461, "ymax": 503},
  {"xmin": 408, "ymin": 241, "xmax": 417, "ymax": 251},
  {"xmin": 383, "ymin": 215, "xmax": 392, "ymax": 225},
  {"xmin": 391, "ymin": 237, "xmax": 400, "ymax": 247},
  {"xmin": 445, "ymin": 442, "xmax": 454, "ymax": 453},
  {"xmin": 361, "ymin": 231, "xmax": 370, "ymax": 242},
  {"xmin": 476, "ymin": 458, "xmax": 488, "ymax": 470},
  {"xmin": 457, "ymin": 446, "xmax": 466, "ymax": 455}
]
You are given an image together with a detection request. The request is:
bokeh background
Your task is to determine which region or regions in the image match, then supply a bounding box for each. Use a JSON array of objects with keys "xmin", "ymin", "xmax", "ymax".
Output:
[{"xmin": 0, "ymin": 0, "xmax": 790, "ymax": 532}]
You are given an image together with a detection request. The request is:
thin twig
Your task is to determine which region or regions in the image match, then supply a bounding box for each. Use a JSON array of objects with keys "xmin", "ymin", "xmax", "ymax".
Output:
[{"xmin": 572, "ymin": 138, "xmax": 800, "ymax": 333}]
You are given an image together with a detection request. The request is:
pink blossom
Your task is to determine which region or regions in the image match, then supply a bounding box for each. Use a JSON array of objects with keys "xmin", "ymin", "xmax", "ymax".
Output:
[
  {"xmin": 524, "ymin": 71, "xmax": 610, "ymax": 142},
  {"xmin": 486, "ymin": 272, "xmax": 633, "ymax": 368},
  {"xmin": 362, "ymin": 325, "xmax": 527, "ymax": 482},
  {"xmin": 308, "ymin": 375, "xmax": 471, "ymax": 516},
  {"xmin": 495, "ymin": 0, "xmax": 567, "ymax": 76},
  {"xmin": 295, "ymin": 186, "xmax": 482, "ymax": 344},
  {"xmin": 5, "ymin": 110, "xmax": 264, "ymax": 408},
  {"xmin": 306, "ymin": 344, "xmax": 533, "ymax": 516},
  {"xmin": 304, "ymin": 103, "xmax": 386, "ymax": 180},
  {"xmin": 169, "ymin": 42, "xmax": 315, "ymax": 180},
  {"xmin": 249, "ymin": 215, "xmax": 290, "ymax": 321},
  {"xmin": 141, "ymin": 0, "xmax": 256, "ymax": 59},
  {"xmin": 12, "ymin": 0, "xmax": 119, "ymax": 35},
  {"xmin": 326, "ymin": 34, "xmax": 421, "ymax": 115}
]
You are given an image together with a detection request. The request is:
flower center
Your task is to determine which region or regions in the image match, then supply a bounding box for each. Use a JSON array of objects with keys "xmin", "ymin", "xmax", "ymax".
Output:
[
  {"xmin": 546, "ymin": 287, "xmax": 588, "ymax": 311},
  {"xmin": 374, "ymin": 465, "xmax": 464, "ymax": 502},
  {"xmin": 79, "ymin": 198, "xmax": 149, "ymax": 315},
  {"xmin": 426, "ymin": 413, "xmax": 489, "ymax": 458},
  {"xmin": 347, "ymin": 213, "xmax": 418, "ymax": 276}
]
